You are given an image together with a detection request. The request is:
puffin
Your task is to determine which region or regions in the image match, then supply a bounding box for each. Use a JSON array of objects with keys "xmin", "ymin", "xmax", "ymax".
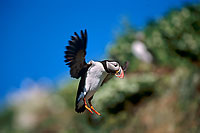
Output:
[{"xmin": 64, "ymin": 29, "xmax": 128, "ymax": 115}]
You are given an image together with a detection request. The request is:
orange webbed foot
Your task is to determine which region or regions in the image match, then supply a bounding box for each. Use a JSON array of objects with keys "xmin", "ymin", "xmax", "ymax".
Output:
[
  {"xmin": 90, "ymin": 106, "xmax": 101, "ymax": 116},
  {"xmin": 89, "ymin": 101, "xmax": 101, "ymax": 116},
  {"xmin": 84, "ymin": 98, "xmax": 93, "ymax": 114}
]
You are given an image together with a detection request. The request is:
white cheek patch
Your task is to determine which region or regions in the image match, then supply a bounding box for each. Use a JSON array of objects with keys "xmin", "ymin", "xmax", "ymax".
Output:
[
  {"xmin": 116, "ymin": 65, "xmax": 120, "ymax": 71},
  {"xmin": 106, "ymin": 62, "xmax": 110, "ymax": 69},
  {"xmin": 107, "ymin": 62, "xmax": 118, "ymax": 71}
]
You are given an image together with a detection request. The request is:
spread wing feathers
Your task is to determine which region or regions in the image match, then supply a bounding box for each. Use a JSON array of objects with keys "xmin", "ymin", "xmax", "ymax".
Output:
[
  {"xmin": 64, "ymin": 29, "xmax": 88, "ymax": 79},
  {"xmin": 101, "ymin": 61, "xmax": 129, "ymax": 86}
]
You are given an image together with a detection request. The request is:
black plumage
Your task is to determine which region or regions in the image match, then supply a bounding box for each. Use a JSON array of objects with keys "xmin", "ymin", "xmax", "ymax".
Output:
[
  {"xmin": 65, "ymin": 29, "xmax": 91, "ymax": 113},
  {"xmin": 64, "ymin": 29, "xmax": 88, "ymax": 79}
]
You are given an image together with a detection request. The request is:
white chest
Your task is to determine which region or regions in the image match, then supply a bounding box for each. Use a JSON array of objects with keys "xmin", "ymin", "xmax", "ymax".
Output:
[{"xmin": 84, "ymin": 61, "xmax": 107, "ymax": 99}]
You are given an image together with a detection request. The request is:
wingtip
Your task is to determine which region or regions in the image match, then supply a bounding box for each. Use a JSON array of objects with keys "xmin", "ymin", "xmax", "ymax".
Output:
[
  {"xmin": 80, "ymin": 29, "xmax": 87, "ymax": 36},
  {"xmin": 74, "ymin": 32, "xmax": 79, "ymax": 37},
  {"xmin": 71, "ymin": 36, "xmax": 76, "ymax": 40}
]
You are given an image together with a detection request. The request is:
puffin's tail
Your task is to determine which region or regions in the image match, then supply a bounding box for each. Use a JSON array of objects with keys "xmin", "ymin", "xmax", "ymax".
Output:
[
  {"xmin": 75, "ymin": 75, "xmax": 88, "ymax": 113},
  {"xmin": 75, "ymin": 98, "xmax": 85, "ymax": 113}
]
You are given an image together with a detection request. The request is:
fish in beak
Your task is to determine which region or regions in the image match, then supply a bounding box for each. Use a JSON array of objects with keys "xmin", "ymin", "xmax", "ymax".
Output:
[{"xmin": 115, "ymin": 67, "xmax": 124, "ymax": 79}]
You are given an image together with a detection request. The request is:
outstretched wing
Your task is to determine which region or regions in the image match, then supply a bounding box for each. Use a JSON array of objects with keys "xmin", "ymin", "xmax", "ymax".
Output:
[
  {"xmin": 101, "ymin": 61, "xmax": 129, "ymax": 86},
  {"xmin": 64, "ymin": 29, "xmax": 88, "ymax": 79}
]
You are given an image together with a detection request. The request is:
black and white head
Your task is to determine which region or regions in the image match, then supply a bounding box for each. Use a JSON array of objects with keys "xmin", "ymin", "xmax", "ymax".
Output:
[{"xmin": 101, "ymin": 60, "xmax": 127, "ymax": 79}]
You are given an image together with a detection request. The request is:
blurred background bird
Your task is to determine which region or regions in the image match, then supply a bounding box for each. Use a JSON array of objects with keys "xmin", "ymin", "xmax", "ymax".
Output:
[{"xmin": 131, "ymin": 32, "xmax": 154, "ymax": 64}]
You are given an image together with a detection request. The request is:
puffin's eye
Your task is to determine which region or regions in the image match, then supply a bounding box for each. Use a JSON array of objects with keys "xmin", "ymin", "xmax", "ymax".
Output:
[{"xmin": 114, "ymin": 63, "xmax": 118, "ymax": 67}]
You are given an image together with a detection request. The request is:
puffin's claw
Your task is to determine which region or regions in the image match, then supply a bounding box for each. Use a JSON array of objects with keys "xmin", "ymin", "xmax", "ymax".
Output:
[
  {"xmin": 84, "ymin": 98, "xmax": 93, "ymax": 114},
  {"xmin": 90, "ymin": 106, "xmax": 101, "ymax": 116},
  {"xmin": 89, "ymin": 101, "xmax": 101, "ymax": 116}
]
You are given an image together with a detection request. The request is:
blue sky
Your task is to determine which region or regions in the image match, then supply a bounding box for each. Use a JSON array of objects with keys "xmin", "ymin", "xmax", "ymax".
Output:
[{"xmin": 0, "ymin": 0, "xmax": 198, "ymax": 105}]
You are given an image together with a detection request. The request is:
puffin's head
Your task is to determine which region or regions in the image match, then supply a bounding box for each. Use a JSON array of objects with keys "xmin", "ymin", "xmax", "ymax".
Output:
[{"xmin": 102, "ymin": 60, "xmax": 125, "ymax": 79}]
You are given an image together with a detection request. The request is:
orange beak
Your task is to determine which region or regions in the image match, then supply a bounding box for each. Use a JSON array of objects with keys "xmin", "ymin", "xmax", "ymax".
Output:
[{"xmin": 115, "ymin": 67, "xmax": 124, "ymax": 79}]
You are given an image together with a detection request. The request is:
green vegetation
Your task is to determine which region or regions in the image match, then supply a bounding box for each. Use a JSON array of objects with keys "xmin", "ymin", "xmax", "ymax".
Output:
[{"xmin": 1, "ymin": 4, "xmax": 200, "ymax": 133}]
